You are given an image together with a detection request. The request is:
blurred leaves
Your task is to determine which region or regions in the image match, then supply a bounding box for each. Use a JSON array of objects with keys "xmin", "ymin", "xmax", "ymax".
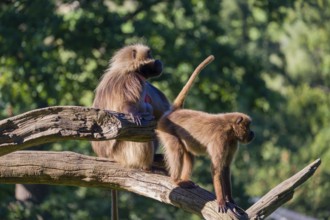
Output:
[{"xmin": 0, "ymin": 0, "xmax": 329, "ymax": 219}]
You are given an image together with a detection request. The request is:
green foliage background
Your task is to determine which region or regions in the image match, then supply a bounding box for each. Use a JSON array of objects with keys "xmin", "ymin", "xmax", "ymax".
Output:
[{"xmin": 0, "ymin": 0, "xmax": 329, "ymax": 219}]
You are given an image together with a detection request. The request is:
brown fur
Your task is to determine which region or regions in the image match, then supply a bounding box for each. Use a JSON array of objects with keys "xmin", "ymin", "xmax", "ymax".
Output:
[
  {"xmin": 156, "ymin": 56, "xmax": 254, "ymax": 214},
  {"xmin": 92, "ymin": 44, "xmax": 170, "ymax": 220},
  {"xmin": 92, "ymin": 43, "xmax": 170, "ymax": 169},
  {"xmin": 158, "ymin": 110, "xmax": 254, "ymax": 214}
]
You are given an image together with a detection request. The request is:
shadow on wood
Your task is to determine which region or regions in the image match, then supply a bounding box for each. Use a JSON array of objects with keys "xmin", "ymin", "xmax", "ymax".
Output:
[
  {"xmin": 0, "ymin": 106, "xmax": 322, "ymax": 219},
  {"xmin": 0, "ymin": 106, "xmax": 156, "ymax": 156},
  {"xmin": 0, "ymin": 150, "xmax": 321, "ymax": 220}
]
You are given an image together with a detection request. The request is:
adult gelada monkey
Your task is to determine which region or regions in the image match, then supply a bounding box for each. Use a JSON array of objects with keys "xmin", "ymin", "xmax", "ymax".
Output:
[
  {"xmin": 157, "ymin": 56, "xmax": 255, "ymax": 216},
  {"xmin": 91, "ymin": 43, "xmax": 170, "ymax": 220},
  {"xmin": 92, "ymin": 43, "xmax": 170, "ymax": 168}
]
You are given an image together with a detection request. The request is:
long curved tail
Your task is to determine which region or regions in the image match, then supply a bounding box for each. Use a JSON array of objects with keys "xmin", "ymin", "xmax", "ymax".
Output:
[{"xmin": 172, "ymin": 55, "xmax": 214, "ymax": 110}]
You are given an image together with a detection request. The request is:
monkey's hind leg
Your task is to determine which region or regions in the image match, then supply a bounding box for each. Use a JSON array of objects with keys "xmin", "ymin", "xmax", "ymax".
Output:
[
  {"xmin": 159, "ymin": 131, "xmax": 184, "ymax": 184},
  {"xmin": 178, "ymin": 150, "xmax": 197, "ymax": 188}
]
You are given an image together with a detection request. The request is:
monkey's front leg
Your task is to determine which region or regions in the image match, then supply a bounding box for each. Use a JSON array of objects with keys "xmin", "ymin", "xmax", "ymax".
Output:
[
  {"xmin": 211, "ymin": 165, "xmax": 228, "ymax": 213},
  {"xmin": 222, "ymin": 167, "xmax": 247, "ymax": 217},
  {"xmin": 222, "ymin": 166, "xmax": 235, "ymax": 204}
]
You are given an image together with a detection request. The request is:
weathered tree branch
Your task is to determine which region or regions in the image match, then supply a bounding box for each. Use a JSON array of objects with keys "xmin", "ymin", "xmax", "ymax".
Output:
[
  {"xmin": 0, "ymin": 151, "xmax": 320, "ymax": 220},
  {"xmin": 0, "ymin": 151, "xmax": 240, "ymax": 220},
  {"xmin": 246, "ymin": 158, "xmax": 321, "ymax": 219},
  {"xmin": 0, "ymin": 107, "xmax": 321, "ymax": 219},
  {"xmin": 0, "ymin": 106, "xmax": 156, "ymax": 156}
]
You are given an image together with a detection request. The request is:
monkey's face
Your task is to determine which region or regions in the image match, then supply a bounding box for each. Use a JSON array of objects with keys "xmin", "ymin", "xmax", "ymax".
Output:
[
  {"xmin": 112, "ymin": 44, "xmax": 163, "ymax": 79},
  {"xmin": 138, "ymin": 59, "xmax": 163, "ymax": 79},
  {"xmin": 130, "ymin": 44, "xmax": 163, "ymax": 79},
  {"xmin": 233, "ymin": 114, "xmax": 255, "ymax": 144}
]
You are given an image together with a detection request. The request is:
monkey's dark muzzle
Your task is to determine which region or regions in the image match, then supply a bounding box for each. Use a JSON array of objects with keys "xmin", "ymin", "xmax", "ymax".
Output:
[
  {"xmin": 247, "ymin": 131, "xmax": 255, "ymax": 142},
  {"xmin": 154, "ymin": 59, "xmax": 163, "ymax": 74},
  {"xmin": 241, "ymin": 131, "xmax": 255, "ymax": 144},
  {"xmin": 139, "ymin": 59, "xmax": 163, "ymax": 78}
]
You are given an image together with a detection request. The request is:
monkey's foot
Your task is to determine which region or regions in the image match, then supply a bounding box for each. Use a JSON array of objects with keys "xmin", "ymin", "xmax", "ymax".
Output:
[{"xmin": 176, "ymin": 180, "xmax": 198, "ymax": 189}]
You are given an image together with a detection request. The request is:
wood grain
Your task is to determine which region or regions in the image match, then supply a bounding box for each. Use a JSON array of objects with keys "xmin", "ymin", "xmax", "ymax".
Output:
[{"xmin": 0, "ymin": 106, "xmax": 156, "ymax": 156}]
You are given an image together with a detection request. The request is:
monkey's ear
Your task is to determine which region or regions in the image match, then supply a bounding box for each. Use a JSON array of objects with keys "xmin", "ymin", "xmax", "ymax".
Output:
[
  {"xmin": 236, "ymin": 116, "xmax": 243, "ymax": 124},
  {"xmin": 132, "ymin": 49, "xmax": 137, "ymax": 59}
]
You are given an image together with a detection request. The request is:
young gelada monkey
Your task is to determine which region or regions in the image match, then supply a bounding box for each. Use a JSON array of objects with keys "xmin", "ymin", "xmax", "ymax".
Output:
[
  {"xmin": 157, "ymin": 56, "xmax": 255, "ymax": 215},
  {"xmin": 92, "ymin": 43, "xmax": 170, "ymax": 170}
]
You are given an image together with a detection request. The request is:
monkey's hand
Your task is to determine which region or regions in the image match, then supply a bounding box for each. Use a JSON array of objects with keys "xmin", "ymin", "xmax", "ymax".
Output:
[
  {"xmin": 130, "ymin": 113, "xmax": 142, "ymax": 126},
  {"xmin": 217, "ymin": 200, "xmax": 228, "ymax": 213},
  {"xmin": 176, "ymin": 180, "xmax": 198, "ymax": 189}
]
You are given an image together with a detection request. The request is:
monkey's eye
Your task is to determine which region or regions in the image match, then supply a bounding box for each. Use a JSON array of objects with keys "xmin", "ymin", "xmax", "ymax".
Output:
[{"xmin": 132, "ymin": 49, "xmax": 137, "ymax": 59}]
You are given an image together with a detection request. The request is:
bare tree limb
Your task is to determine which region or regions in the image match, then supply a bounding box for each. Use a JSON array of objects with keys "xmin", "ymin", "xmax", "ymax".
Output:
[
  {"xmin": 246, "ymin": 158, "xmax": 321, "ymax": 219},
  {"xmin": 0, "ymin": 151, "xmax": 320, "ymax": 220},
  {"xmin": 0, "ymin": 151, "xmax": 242, "ymax": 220},
  {"xmin": 0, "ymin": 107, "xmax": 321, "ymax": 219},
  {"xmin": 0, "ymin": 106, "xmax": 156, "ymax": 156}
]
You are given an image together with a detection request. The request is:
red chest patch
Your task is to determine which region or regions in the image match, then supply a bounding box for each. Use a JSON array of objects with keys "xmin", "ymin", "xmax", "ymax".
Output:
[{"xmin": 144, "ymin": 94, "xmax": 152, "ymax": 104}]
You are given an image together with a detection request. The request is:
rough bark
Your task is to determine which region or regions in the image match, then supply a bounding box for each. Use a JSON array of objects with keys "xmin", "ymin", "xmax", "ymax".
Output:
[
  {"xmin": 0, "ymin": 151, "xmax": 242, "ymax": 220},
  {"xmin": 0, "ymin": 106, "xmax": 156, "ymax": 156},
  {"xmin": 0, "ymin": 107, "xmax": 322, "ymax": 219},
  {"xmin": 0, "ymin": 151, "xmax": 320, "ymax": 220}
]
